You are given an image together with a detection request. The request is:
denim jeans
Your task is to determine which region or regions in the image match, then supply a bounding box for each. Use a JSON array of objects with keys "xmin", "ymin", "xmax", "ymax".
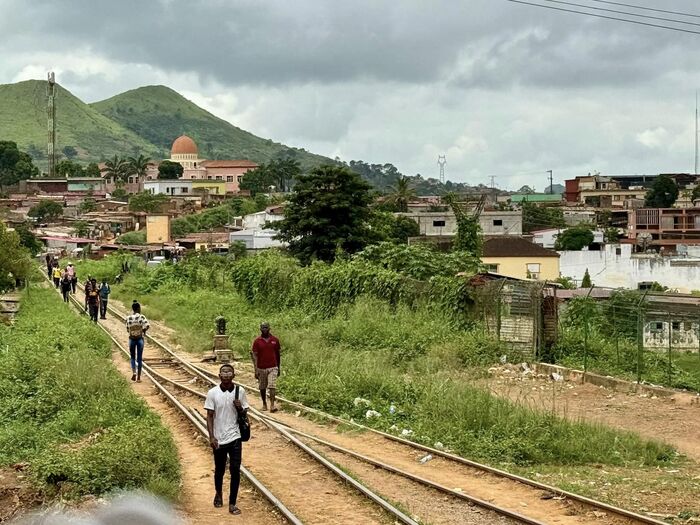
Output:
[{"xmin": 129, "ymin": 336, "xmax": 144, "ymax": 373}]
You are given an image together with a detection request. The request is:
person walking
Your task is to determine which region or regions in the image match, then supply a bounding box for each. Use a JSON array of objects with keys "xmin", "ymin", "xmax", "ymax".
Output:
[
  {"xmin": 60, "ymin": 273, "xmax": 72, "ymax": 303},
  {"xmin": 65, "ymin": 263, "xmax": 77, "ymax": 294},
  {"xmin": 52, "ymin": 265, "xmax": 62, "ymax": 288},
  {"xmin": 45, "ymin": 253, "xmax": 52, "ymax": 277},
  {"xmin": 83, "ymin": 276, "xmax": 93, "ymax": 311},
  {"xmin": 125, "ymin": 301, "xmax": 149, "ymax": 382},
  {"xmin": 204, "ymin": 364, "xmax": 249, "ymax": 515},
  {"xmin": 251, "ymin": 322, "xmax": 281, "ymax": 413},
  {"xmin": 98, "ymin": 279, "xmax": 111, "ymax": 319},
  {"xmin": 86, "ymin": 278, "xmax": 100, "ymax": 323}
]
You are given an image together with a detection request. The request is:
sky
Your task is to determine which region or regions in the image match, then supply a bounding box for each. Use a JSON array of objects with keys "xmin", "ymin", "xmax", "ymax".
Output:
[{"xmin": 2, "ymin": 0, "xmax": 700, "ymax": 190}]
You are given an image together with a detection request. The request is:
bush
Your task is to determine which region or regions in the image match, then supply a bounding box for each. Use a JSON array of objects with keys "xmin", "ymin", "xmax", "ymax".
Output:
[{"xmin": 0, "ymin": 287, "xmax": 180, "ymax": 499}]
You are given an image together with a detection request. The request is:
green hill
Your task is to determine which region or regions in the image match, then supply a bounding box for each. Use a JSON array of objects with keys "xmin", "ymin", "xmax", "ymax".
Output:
[
  {"xmin": 91, "ymin": 85, "xmax": 332, "ymax": 169},
  {"xmin": 0, "ymin": 80, "xmax": 161, "ymax": 166}
]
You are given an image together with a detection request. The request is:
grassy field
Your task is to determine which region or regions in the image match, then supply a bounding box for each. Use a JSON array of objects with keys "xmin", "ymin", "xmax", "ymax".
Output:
[
  {"xmin": 77, "ymin": 255, "xmax": 679, "ymax": 470},
  {"xmin": 0, "ymin": 285, "xmax": 180, "ymax": 500}
]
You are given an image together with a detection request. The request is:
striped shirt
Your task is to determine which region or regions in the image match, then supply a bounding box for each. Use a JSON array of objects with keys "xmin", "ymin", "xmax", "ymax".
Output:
[{"xmin": 125, "ymin": 313, "xmax": 150, "ymax": 336}]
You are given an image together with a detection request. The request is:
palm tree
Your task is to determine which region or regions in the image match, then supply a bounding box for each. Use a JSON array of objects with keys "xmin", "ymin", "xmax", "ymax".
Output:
[
  {"xmin": 387, "ymin": 175, "xmax": 416, "ymax": 212},
  {"xmin": 104, "ymin": 155, "xmax": 129, "ymax": 187},
  {"xmin": 127, "ymin": 154, "xmax": 150, "ymax": 182}
]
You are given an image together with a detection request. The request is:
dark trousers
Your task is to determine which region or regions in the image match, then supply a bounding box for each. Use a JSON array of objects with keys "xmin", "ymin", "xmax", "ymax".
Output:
[
  {"xmin": 213, "ymin": 439, "xmax": 242, "ymax": 505},
  {"xmin": 53, "ymin": 277, "xmax": 60, "ymax": 288},
  {"xmin": 88, "ymin": 303, "xmax": 99, "ymax": 322},
  {"xmin": 100, "ymin": 299, "xmax": 108, "ymax": 318},
  {"xmin": 71, "ymin": 278, "xmax": 77, "ymax": 294},
  {"xmin": 62, "ymin": 288, "xmax": 70, "ymax": 302}
]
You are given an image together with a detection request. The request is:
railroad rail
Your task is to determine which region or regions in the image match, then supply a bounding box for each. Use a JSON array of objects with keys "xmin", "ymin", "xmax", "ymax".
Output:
[{"xmin": 72, "ymin": 282, "xmax": 670, "ymax": 525}]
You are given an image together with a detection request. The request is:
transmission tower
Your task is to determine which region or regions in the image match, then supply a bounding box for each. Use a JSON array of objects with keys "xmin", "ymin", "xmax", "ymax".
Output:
[
  {"xmin": 47, "ymin": 72, "xmax": 57, "ymax": 178},
  {"xmin": 437, "ymin": 155, "xmax": 446, "ymax": 184}
]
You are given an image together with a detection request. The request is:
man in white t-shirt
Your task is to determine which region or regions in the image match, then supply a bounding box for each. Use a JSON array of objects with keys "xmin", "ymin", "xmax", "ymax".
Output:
[{"xmin": 204, "ymin": 363, "xmax": 249, "ymax": 515}]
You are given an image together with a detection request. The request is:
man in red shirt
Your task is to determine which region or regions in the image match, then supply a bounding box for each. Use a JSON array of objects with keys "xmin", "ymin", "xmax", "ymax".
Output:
[{"xmin": 251, "ymin": 322, "xmax": 281, "ymax": 412}]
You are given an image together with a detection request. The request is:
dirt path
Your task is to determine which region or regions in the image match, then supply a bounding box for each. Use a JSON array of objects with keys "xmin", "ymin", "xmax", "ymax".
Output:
[{"xmin": 482, "ymin": 366, "xmax": 700, "ymax": 462}]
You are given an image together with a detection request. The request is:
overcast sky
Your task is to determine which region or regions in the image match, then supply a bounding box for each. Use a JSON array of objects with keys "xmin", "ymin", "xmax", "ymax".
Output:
[{"xmin": 2, "ymin": 0, "xmax": 700, "ymax": 190}]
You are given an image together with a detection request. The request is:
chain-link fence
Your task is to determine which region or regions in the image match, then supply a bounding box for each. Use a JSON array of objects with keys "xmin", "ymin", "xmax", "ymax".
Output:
[{"xmin": 471, "ymin": 280, "xmax": 700, "ymax": 391}]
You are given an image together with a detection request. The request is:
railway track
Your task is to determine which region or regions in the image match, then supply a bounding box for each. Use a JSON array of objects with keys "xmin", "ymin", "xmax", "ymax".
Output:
[{"xmin": 67, "ymin": 282, "xmax": 672, "ymax": 525}]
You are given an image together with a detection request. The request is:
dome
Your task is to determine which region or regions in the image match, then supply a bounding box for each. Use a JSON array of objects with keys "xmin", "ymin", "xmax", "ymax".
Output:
[{"xmin": 171, "ymin": 135, "xmax": 198, "ymax": 155}]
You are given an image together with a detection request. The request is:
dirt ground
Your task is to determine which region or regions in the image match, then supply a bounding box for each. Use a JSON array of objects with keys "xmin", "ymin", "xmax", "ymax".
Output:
[{"xmin": 481, "ymin": 365, "xmax": 700, "ymax": 462}]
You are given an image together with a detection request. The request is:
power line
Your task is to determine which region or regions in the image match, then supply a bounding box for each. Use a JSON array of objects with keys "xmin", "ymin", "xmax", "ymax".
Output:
[
  {"xmin": 505, "ymin": 0, "xmax": 700, "ymax": 35},
  {"xmin": 588, "ymin": 0, "xmax": 700, "ymax": 19},
  {"xmin": 543, "ymin": 0, "xmax": 700, "ymax": 27}
]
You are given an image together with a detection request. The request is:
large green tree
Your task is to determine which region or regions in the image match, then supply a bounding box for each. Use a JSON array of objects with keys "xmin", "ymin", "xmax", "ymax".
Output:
[
  {"xmin": 157, "ymin": 160, "xmax": 183, "ymax": 180},
  {"xmin": 104, "ymin": 155, "xmax": 129, "ymax": 185},
  {"xmin": 0, "ymin": 141, "xmax": 39, "ymax": 189},
  {"xmin": 128, "ymin": 154, "xmax": 151, "ymax": 179},
  {"xmin": 271, "ymin": 165, "xmax": 373, "ymax": 263},
  {"xmin": 521, "ymin": 201, "xmax": 566, "ymax": 233},
  {"xmin": 0, "ymin": 223, "xmax": 32, "ymax": 291},
  {"xmin": 444, "ymin": 193, "xmax": 482, "ymax": 256},
  {"xmin": 645, "ymin": 175, "xmax": 678, "ymax": 208},
  {"xmin": 554, "ymin": 226, "xmax": 594, "ymax": 251},
  {"xmin": 128, "ymin": 191, "xmax": 169, "ymax": 213},
  {"xmin": 28, "ymin": 199, "xmax": 63, "ymax": 222},
  {"xmin": 56, "ymin": 159, "xmax": 84, "ymax": 177},
  {"xmin": 14, "ymin": 223, "xmax": 42, "ymax": 256}
]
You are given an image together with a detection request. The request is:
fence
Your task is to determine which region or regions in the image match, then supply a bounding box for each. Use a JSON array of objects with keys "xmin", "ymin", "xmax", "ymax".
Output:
[{"xmin": 471, "ymin": 281, "xmax": 700, "ymax": 391}]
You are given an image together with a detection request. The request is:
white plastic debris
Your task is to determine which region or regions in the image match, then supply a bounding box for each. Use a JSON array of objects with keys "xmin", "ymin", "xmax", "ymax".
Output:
[
  {"xmin": 389, "ymin": 424, "xmax": 398, "ymax": 431},
  {"xmin": 550, "ymin": 372, "xmax": 564, "ymax": 382},
  {"xmin": 365, "ymin": 409, "xmax": 382, "ymax": 419},
  {"xmin": 401, "ymin": 429, "xmax": 414, "ymax": 436},
  {"xmin": 500, "ymin": 354, "xmax": 508, "ymax": 364},
  {"xmin": 389, "ymin": 404, "xmax": 396, "ymax": 414},
  {"xmin": 434, "ymin": 442, "xmax": 445, "ymax": 450},
  {"xmin": 353, "ymin": 397, "xmax": 371, "ymax": 407},
  {"xmin": 419, "ymin": 454, "xmax": 433, "ymax": 464}
]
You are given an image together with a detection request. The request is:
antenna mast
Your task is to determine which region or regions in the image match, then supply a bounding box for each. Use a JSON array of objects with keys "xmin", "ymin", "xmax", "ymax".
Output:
[
  {"xmin": 547, "ymin": 169, "xmax": 553, "ymax": 194},
  {"xmin": 437, "ymin": 155, "xmax": 446, "ymax": 184},
  {"xmin": 47, "ymin": 72, "xmax": 57, "ymax": 178}
]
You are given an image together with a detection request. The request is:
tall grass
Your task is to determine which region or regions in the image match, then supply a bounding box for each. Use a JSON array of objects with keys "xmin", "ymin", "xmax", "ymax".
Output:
[
  {"xmin": 103, "ymin": 261, "xmax": 677, "ymax": 468},
  {"xmin": 0, "ymin": 287, "xmax": 180, "ymax": 499}
]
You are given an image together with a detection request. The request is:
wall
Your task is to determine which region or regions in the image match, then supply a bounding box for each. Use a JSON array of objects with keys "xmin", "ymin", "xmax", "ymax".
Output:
[
  {"xmin": 644, "ymin": 321, "xmax": 699, "ymax": 351},
  {"xmin": 558, "ymin": 244, "xmax": 700, "ymax": 292},
  {"xmin": 480, "ymin": 256, "xmax": 560, "ymax": 280},
  {"xmin": 146, "ymin": 215, "xmax": 171, "ymax": 244},
  {"xmin": 144, "ymin": 181, "xmax": 192, "ymax": 196},
  {"xmin": 533, "ymin": 229, "xmax": 604, "ymax": 249},
  {"xmin": 401, "ymin": 211, "xmax": 522, "ymax": 237}
]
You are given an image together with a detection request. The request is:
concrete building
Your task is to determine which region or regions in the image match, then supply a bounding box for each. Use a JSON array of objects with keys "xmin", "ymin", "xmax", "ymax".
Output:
[
  {"xmin": 481, "ymin": 237, "xmax": 560, "ymax": 280},
  {"xmin": 146, "ymin": 215, "xmax": 171, "ymax": 244},
  {"xmin": 170, "ymin": 135, "xmax": 257, "ymax": 194},
  {"xmin": 558, "ymin": 243, "xmax": 700, "ymax": 292},
  {"xmin": 20, "ymin": 177, "xmax": 106, "ymax": 195},
  {"xmin": 230, "ymin": 229, "xmax": 285, "ymax": 250},
  {"xmin": 532, "ymin": 228, "xmax": 604, "ymax": 249},
  {"xmin": 144, "ymin": 180, "xmax": 193, "ymax": 196},
  {"xmin": 400, "ymin": 210, "xmax": 522, "ymax": 237},
  {"xmin": 242, "ymin": 207, "xmax": 285, "ymax": 230},
  {"xmin": 628, "ymin": 207, "xmax": 700, "ymax": 249}
]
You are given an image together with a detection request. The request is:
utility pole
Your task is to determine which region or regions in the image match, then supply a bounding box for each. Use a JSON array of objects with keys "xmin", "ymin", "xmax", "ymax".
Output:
[
  {"xmin": 489, "ymin": 175, "xmax": 497, "ymax": 190},
  {"xmin": 47, "ymin": 72, "xmax": 57, "ymax": 178},
  {"xmin": 437, "ymin": 155, "xmax": 446, "ymax": 184},
  {"xmin": 547, "ymin": 170, "xmax": 553, "ymax": 194},
  {"xmin": 695, "ymin": 91, "xmax": 698, "ymax": 175}
]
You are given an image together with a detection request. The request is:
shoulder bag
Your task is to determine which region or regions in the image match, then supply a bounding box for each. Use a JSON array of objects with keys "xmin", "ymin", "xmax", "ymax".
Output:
[{"xmin": 234, "ymin": 385, "xmax": 251, "ymax": 442}]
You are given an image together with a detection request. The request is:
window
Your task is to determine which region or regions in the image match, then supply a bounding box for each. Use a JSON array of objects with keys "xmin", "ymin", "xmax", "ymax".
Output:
[
  {"xmin": 227, "ymin": 175, "xmax": 234, "ymax": 182},
  {"xmin": 493, "ymin": 219, "xmax": 503, "ymax": 226},
  {"xmin": 181, "ymin": 187, "xmax": 188, "ymax": 194},
  {"xmin": 433, "ymin": 220, "xmax": 446, "ymax": 227},
  {"xmin": 485, "ymin": 264, "xmax": 499, "ymax": 273},
  {"xmin": 207, "ymin": 176, "xmax": 213, "ymax": 180},
  {"xmin": 615, "ymin": 247, "xmax": 622, "ymax": 255},
  {"xmin": 526, "ymin": 263, "xmax": 541, "ymax": 279},
  {"xmin": 215, "ymin": 175, "xmax": 223, "ymax": 181},
  {"xmin": 237, "ymin": 175, "xmax": 243, "ymax": 182},
  {"xmin": 672, "ymin": 321, "xmax": 680, "ymax": 331},
  {"xmin": 653, "ymin": 322, "xmax": 664, "ymax": 332},
  {"xmin": 684, "ymin": 322, "xmax": 693, "ymax": 331}
]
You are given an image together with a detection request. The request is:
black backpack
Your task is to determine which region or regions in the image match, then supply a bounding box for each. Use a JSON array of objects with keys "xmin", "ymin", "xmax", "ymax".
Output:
[{"xmin": 234, "ymin": 385, "xmax": 250, "ymax": 442}]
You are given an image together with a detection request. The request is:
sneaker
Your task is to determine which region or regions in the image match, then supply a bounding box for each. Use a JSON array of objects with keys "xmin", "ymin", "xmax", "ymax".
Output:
[
  {"xmin": 213, "ymin": 493, "xmax": 223, "ymax": 508},
  {"xmin": 229, "ymin": 504, "xmax": 241, "ymax": 515}
]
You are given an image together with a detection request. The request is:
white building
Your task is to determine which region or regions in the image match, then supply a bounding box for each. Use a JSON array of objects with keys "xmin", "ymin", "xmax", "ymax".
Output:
[
  {"xmin": 144, "ymin": 180, "xmax": 193, "ymax": 196},
  {"xmin": 242, "ymin": 208, "xmax": 284, "ymax": 230},
  {"xmin": 558, "ymin": 244, "xmax": 700, "ymax": 292},
  {"xmin": 230, "ymin": 229, "xmax": 286, "ymax": 250},
  {"xmin": 400, "ymin": 210, "xmax": 522, "ymax": 237},
  {"xmin": 533, "ymin": 228, "xmax": 604, "ymax": 249}
]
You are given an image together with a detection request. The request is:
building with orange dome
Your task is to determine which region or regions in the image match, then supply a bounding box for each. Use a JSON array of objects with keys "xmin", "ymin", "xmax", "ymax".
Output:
[{"xmin": 168, "ymin": 134, "xmax": 257, "ymax": 194}]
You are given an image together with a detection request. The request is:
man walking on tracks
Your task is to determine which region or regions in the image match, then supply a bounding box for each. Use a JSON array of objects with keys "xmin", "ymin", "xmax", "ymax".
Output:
[
  {"xmin": 60, "ymin": 273, "xmax": 72, "ymax": 303},
  {"xmin": 205, "ymin": 364, "xmax": 249, "ymax": 515},
  {"xmin": 251, "ymin": 322, "xmax": 281, "ymax": 413},
  {"xmin": 86, "ymin": 278, "xmax": 100, "ymax": 323},
  {"xmin": 98, "ymin": 278, "xmax": 111, "ymax": 319},
  {"xmin": 52, "ymin": 265, "xmax": 62, "ymax": 288},
  {"xmin": 125, "ymin": 300, "xmax": 149, "ymax": 382},
  {"xmin": 66, "ymin": 263, "xmax": 77, "ymax": 294}
]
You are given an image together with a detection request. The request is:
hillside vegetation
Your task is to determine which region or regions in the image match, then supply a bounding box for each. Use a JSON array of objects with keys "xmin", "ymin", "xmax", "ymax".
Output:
[
  {"xmin": 91, "ymin": 85, "xmax": 332, "ymax": 169},
  {"xmin": 0, "ymin": 80, "xmax": 160, "ymax": 165}
]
